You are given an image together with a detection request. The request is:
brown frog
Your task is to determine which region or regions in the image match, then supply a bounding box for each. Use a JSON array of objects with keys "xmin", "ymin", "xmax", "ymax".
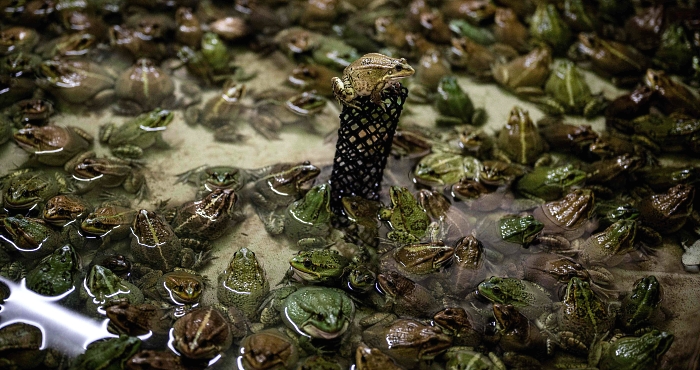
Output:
[
  {"xmin": 114, "ymin": 58, "xmax": 175, "ymax": 115},
  {"xmin": 644, "ymin": 69, "xmax": 700, "ymax": 117},
  {"xmin": 636, "ymin": 184, "xmax": 695, "ymax": 234},
  {"xmin": 495, "ymin": 106, "xmax": 548, "ymax": 165},
  {"xmin": 492, "ymin": 47, "xmax": 552, "ymax": 96}
]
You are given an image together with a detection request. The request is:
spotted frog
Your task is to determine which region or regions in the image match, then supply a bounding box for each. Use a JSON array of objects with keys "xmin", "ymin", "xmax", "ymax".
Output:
[
  {"xmin": 331, "ymin": 53, "xmax": 415, "ymax": 110},
  {"xmin": 218, "ymin": 247, "xmax": 269, "ymax": 320},
  {"xmin": 590, "ymin": 330, "xmax": 673, "ymax": 370},
  {"xmin": 288, "ymin": 248, "xmax": 350, "ymax": 284},
  {"xmin": 379, "ymin": 186, "xmax": 430, "ymax": 244}
]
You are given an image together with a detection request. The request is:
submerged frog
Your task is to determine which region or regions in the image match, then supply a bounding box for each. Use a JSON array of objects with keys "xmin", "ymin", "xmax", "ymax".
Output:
[
  {"xmin": 36, "ymin": 58, "xmax": 116, "ymax": 106},
  {"xmin": 477, "ymin": 276, "xmax": 553, "ymax": 322},
  {"xmin": 331, "ymin": 53, "xmax": 415, "ymax": 110},
  {"xmin": 13, "ymin": 124, "xmax": 93, "ymax": 168},
  {"xmin": 283, "ymin": 183, "xmax": 333, "ymax": 249},
  {"xmin": 99, "ymin": 108, "xmax": 174, "ymax": 159},
  {"xmin": 514, "ymin": 164, "xmax": 587, "ymax": 202},
  {"xmin": 542, "ymin": 277, "xmax": 615, "ymax": 355},
  {"xmin": 342, "ymin": 196, "xmax": 381, "ymax": 247},
  {"xmin": 412, "ymin": 152, "xmax": 480, "ymax": 187},
  {"xmin": 619, "ymin": 275, "xmax": 662, "ymax": 333},
  {"xmin": 218, "ymin": 247, "xmax": 269, "ymax": 320},
  {"xmin": 532, "ymin": 189, "xmax": 597, "ymax": 240},
  {"xmin": 474, "ymin": 214, "xmax": 544, "ymax": 256},
  {"xmin": 80, "ymin": 265, "xmax": 144, "ymax": 316},
  {"xmin": 376, "ymin": 271, "xmax": 442, "ymax": 318},
  {"xmin": 537, "ymin": 60, "xmax": 606, "ymax": 118},
  {"xmin": 575, "ymin": 219, "xmax": 638, "ymax": 267},
  {"xmin": 379, "ymin": 186, "xmax": 431, "ymax": 244},
  {"xmin": 176, "ymin": 165, "xmax": 254, "ymax": 196},
  {"xmin": 2, "ymin": 215, "xmax": 62, "ymax": 259},
  {"xmin": 590, "ymin": 330, "xmax": 673, "ymax": 370},
  {"xmin": 380, "ymin": 241, "xmax": 454, "ymax": 278},
  {"xmin": 25, "ymin": 244, "xmax": 81, "ymax": 298}
]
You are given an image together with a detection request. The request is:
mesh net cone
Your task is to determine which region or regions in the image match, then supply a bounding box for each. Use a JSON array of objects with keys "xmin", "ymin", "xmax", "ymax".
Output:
[{"xmin": 329, "ymin": 83, "xmax": 409, "ymax": 219}]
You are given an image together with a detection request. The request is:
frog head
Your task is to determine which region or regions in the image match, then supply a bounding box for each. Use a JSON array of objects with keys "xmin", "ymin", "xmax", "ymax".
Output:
[
  {"xmin": 341, "ymin": 196, "xmax": 380, "ymax": 224},
  {"xmin": 137, "ymin": 108, "xmax": 174, "ymax": 129},
  {"xmin": 204, "ymin": 167, "xmax": 243, "ymax": 190},
  {"xmin": 597, "ymin": 219, "xmax": 637, "ymax": 255},
  {"xmin": 3, "ymin": 215, "xmax": 55, "ymax": 253},
  {"xmin": 379, "ymin": 55, "xmax": 415, "ymax": 82},
  {"xmin": 201, "ymin": 188, "xmax": 238, "ymax": 218},
  {"xmin": 544, "ymin": 164, "xmax": 587, "ymax": 188},
  {"xmin": 498, "ymin": 215, "xmax": 543, "ymax": 245},
  {"xmin": 635, "ymin": 330, "xmax": 674, "ymax": 361},
  {"xmin": 393, "ymin": 242, "xmax": 455, "ymax": 274},
  {"xmin": 562, "ymin": 277, "xmax": 607, "ymax": 318},
  {"xmin": 289, "ymin": 249, "xmax": 348, "ymax": 282},
  {"xmin": 161, "ymin": 270, "xmax": 204, "ymax": 305},
  {"xmin": 284, "ymin": 287, "xmax": 355, "ymax": 339},
  {"xmin": 282, "ymin": 162, "xmax": 321, "ymax": 192},
  {"xmin": 493, "ymin": 303, "xmax": 527, "ymax": 332},
  {"xmin": 288, "ymin": 183, "xmax": 331, "ymax": 224},
  {"xmin": 644, "ymin": 69, "xmax": 669, "ymax": 91},
  {"xmin": 222, "ymin": 80, "xmax": 246, "ymax": 101},
  {"xmin": 477, "ymin": 276, "xmax": 522, "ymax": 304}
]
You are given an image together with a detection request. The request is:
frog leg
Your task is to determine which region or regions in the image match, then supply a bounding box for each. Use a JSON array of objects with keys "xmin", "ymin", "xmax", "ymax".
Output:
[
  {"xmin": 554, "ymin": 331, "xmax": 589, "ymax": 355},
  {"xmin": 331, "ymin": 76, "xmax": 357, "ymax": 108},
  {"xmin": 583, "ymin": 94, "xmax": 607, "ymax": 119},
  {"xmin": 111, "ymin": 145, "xmax": 144, "ymax": 159}
]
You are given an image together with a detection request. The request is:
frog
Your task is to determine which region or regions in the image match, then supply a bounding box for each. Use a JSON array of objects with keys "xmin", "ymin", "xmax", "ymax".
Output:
[
  {"xmin": 37, "ymin": 32, "xmax": 96, "ymax": 59},
  {"xmin": 171, "ymin": 306, "xmax": 235, "ymax": 361},
  {"xmin": 2, "ymin": 215, "xmax": 62, "ymax": 259},
  {"xmin": 176, "ymin": 165, "xmax": 256, "ymax": 197},
  {"xmin": 493, "ymin": 303, "xmax": 548, "ymax": 356},
  {"xmin": 445, "ymin": 235, "xmax": 490, "ymax": 297},
  {"xmin": 80, "ymin": 265, "xmax": 144, "ymax": 316},
  {"xmin": 0, "ymin": 169, "xmax": 70, "ymax": 214},
  {"xmin": 249, "ymin": 162, "xmax": 321, "ymax": 234},
  {"xmin": 0, "ymin": 114, "xmax": 11, "ymax": 146},
  {"xmin": 529, "ymin": 2, "xmax": 571, "ymax": 54},
  {"xmin": 380, "ymin": 241, "xmax": 454, "ymax": 278},
  {"xmin": 443, "ymin": 347, "xmax": 506, "ymax": 370},
  {"xmin": 514, "ymin": 164, "xmax": 587, "ymax": 202},
  {"xmin": 283, "ymin": 183, "xmax": 333, "ymax": 249},
  {"xmin": 574, "ymin": 219, "xmax": 638, "ymax": 267},
  {"xmin": 0, "ymin": 26, "xmax": 39, "ymax": 55},
  {"xmin": 13, "ymin": 124, "xmax": 93, "ymax": 167},
  {"xmin": 99, "ymin": 107, "xmax": 174, "ymax": 159},
  {"xmin": 139, "ymin": 268, "xmax": 205, "ymax": 308},
  {"xmin": 125, "ymin": 350, "xmax": 189, "ymax": 370},
  {"xmin": 288, "ymin": 248, "xmax": 350, "ymax": 284},
  {"xmin": 568, "ymin": 33, "xmax": 649, "ymax": 86},
  {"xmin": 80, "ymin": 202, "xmax": 137, "ymax": 245},
  {"xmin": 341, "ymin": 195, "xmax": 381, "ymax": 247},
  {"xmin": 355, "ymin": 344, "xmax": 404, "ymax": 370},
  {"xmin": 36, "ymin": 58, "xmax": 117, "ymax": 107},
  {"xmin": 412, "ymin": 152, "xmax": 480, "ymax": 187},
  {"xmin": 113, "ymin": 58, "xmax": 175, "ymax": 116},
  {"xmin": 590, "ymin": 330, "xmax": 674, "ymax": 370},
  {"xmin": 238, "ymin": 329, "xmax": 300, "ymax": 370},
  {"xmin": 376, "ymin": 271, "xmax": 442, "ymax": 318},
  {"xmin": 619, "ymin": 275, "xmax": 662, "ymax": 333},
  {"xmin": 361, "ymin": 317, "xmax": 452, "ymax": 368},
  {"xmin": 477, "ymin": 276, "xmax": 553, "ymax": 322},
  {"xmin": 130, "ymin": 209, "xmax": 198, "ymax": 273},
  {"xmin": 70, "ymin": 335, "xmax": 142, "ymax": 370},
  {"xmin": 68, "ymin": 152, "xmax": 148, "ymax": 200},
  {"xmin": 331, "ymin": 52, "xmax": 415, "ymax": 110},
  {"xmin": 166, "ymin": 188, "xmax": 240, "ymax": 250},
  {"xmin": 653, "ymin": 24, "xmax": 695, "ymax": 74},
  {"xmin": 25, "ymin": 244, "xmax": 81, "ymax": 298},
  {"xmin": 434, "ymin": 75, "xmax": 487, "ymax": 126},
  {"xmin": 175, "ymin": 7, "xmax": 203, "ymax": 48},
  {"xmin": 432, "ymin": 307, "xmax": 483, "ymax": 347},
  {"xmin": 636, "ymin": 184, "xmax": 695, "ymax": 234},
  {"xmin": 0, "ymin": 322, "xmax": 49, "ymax": 370},
  {"xmin": 446, "ymin": 36, "xmax": 497, "ymax": 80},
  {"xmin": 5, "ymin": 98, "xmax": 55, "ymax": 127},
  {"xmin": 218, "ymin": 247, "xmax": 269, "ymax": 321},
  {"xmin": 542, "ymin": 277, "xmax": 615, "ymax": 355},
  {"xmin": 266, "ymin": 286, "xmax": 355, "ymax": 341},
  {"xmin": 378, "ymin": 186, "xmax": 431, "ymax": 245},
  {"xmin": 492, "ymin": 47, "xmax": 552, "ymax": 97},
  {"xmin": 532, "ymin": 189, "xmax": 598, "ymax": 241},
  {"xmin": 494, "ymin": 106, "xmax": 549, "ymax": 166},
  {"xmin": 474, "ymin": 214, "xmax": 544, "ymax": 256},
  {"xmin": 535, "ymin": 60, "xmax": 607, "ymax": 118},
  {"xmin": 105, "ymin": 301, "xmax": 171, "ymax": 337},
  {"xmin": 184, "ymin": 80, "xmax": 247, "ymax": 131},
  {"xmin": 0, "ymin": 52, "xmax": 41, "ymax": 80},
  {"xmin": 644, "ymin": 69, "xmax": 700, "ymax": 118}
]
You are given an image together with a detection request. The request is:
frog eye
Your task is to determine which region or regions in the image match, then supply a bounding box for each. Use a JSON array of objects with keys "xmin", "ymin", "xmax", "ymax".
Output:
[
  {"xmin": 395, "ymin": 65, "xmax": 403, "ymax": 72},
  {"xmin": 303, "ymin": 259, "xmax": 313, "ymax": 268}
]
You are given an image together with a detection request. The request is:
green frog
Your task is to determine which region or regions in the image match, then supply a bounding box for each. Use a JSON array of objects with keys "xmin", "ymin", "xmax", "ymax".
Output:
[
  {"xmin": 1, "ymin": 169, "xmax": 69, "ymax": 214},
  {"xmin": 590, "ymin": 330, "xmax": 673, "ymax": 370},
  {"xmin": 279, "ymin": 286, "xmax": 355, "ymax": 340},
  {"xmin": 283, "ymin": 183, "xmax": 333, "ymax": 249},
  {"xmin": 331, "ymin": 52, "xmax": 415, "ymax": 110},
  {"xmin": 576, "ymin": 219, "xmax": 637, "ymax": 267},
  {"xmin": 80, "ymin": 265, "xmax": 144, "ymax": 316},
  {"xmin": 2, "ymin": 215, "xmax": 62, "ymax": 259},
  {"xmin": 99, "ymin": 108, "xmax": 174, "ymax": 159},
  {"xmin": 474, "ymin": 214, "xmax": 544, "ymax": 256},
  {"xmin": 130, "ymin": 209, "xmax": 197, "ymax": 273},
  {"xmin": 378, "ymin": 186, "xmax": 430, "ymax": 245},
  {"xmin": 492, "ymin": 47, "xmax": 552, "ymax": 96},
  {"xmin": 70, "ymin": 335, "xmax": 141, "ymax": 370},
  {"xmin": 537, "ymin": 60, "xmax": 606, "ymax": 118},
  {"xmin": 69, "ymin": 152, "xmax": 148, "ymax": 199},
  {"xmin": 514, "ymin": 164, "xmax": 587, "ymax": 202},
  {"xmin": 530, "ymin": 2, "xmax": 571, "ymax": 54},
  {"xmin": 412, "ymin": 152, "xmax": 481, "ymax": 187},
  {"xmin": 218, "ymin": 247, "xmax": 269, "ymax": 321},
  {"xmin": 443, "ymin": 347, "xmax": 506, "ymax": 370},
  {"xmin": 249, "ymin": 162, "xmax": 320, "ymax": 234},
  {"xmin": 176, "ymin": 165, "xmax": 254, "ymax": 196},
  {"xmin": 434, "ymin": 75, "xmax": 487, "ymax": 126},
  {"xmin": 619, "ymin": 276, "xmax": 661, "ymax": 333},
  {"xmin": 478, "ymin": 277, "xmax": 553, "ymax": 322},
  {"xmin": 543, "ymin": 277, "xmax": 615, "ymax": 355},
  {"xmin": 361, "ymin": 317, "xmax": 452, "ymax": 368},
  {"xmin": 494, "ymin": 106, "xmax": 548, "ymax": 166},
  {"xmin": 80, "ymin": 202, "xmax": 137, "ymax": 245},
  {"xmin": 25, "ymin": 244, "xmax": 80, "ymax": 298},
  {"xmin": 288, "ymin": 249, "xmax": 350, "ymax": 284},
  {"xmin": 13, "ymin": 124, "xmax": 93, "ymax": 167}
]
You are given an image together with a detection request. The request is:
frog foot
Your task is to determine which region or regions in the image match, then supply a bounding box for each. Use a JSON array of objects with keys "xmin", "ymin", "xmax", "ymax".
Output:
[
  {"xmin": 553, "ymin": 331, "xmax": 589, "ymax": 355},
  {"xmin": 180, "ymin": 238, "xmax": 211, "ymax": 253},
  {"xmin": 190, "ymin": 250, "xmax": 217, "ymax": 270},
  {"xmin": 532, "ymin": 96, "xmax": 566, "ymax": 116},
  {"xmin": 111, "ymin": 145, "xmax": 144, "ymax": 159},
  {"xmin": 583, "ymin": 95, "xmax": 607, "ymax": 119}
]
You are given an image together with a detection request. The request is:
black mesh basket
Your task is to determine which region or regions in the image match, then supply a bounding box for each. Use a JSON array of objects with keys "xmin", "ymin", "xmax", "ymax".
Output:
[{"xmin": 329, "ymin": 83, "xmax": 409, "ymax": 218}]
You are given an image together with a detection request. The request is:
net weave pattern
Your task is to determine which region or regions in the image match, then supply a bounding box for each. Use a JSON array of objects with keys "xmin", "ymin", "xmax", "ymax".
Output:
[{"xmin": 329, "ymin": 84, "xmax": 408, "ymax": 216}]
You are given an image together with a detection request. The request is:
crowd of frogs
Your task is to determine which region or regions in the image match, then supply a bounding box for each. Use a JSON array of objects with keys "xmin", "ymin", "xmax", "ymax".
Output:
[{"xmin": 1, "ymin": 0, "xmax": 700, "ymax": 369}]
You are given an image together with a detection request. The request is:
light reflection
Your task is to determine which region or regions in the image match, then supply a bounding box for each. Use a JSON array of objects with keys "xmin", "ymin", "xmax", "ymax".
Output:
[{"xmin": 0, "ymin": 277, "xmax": 115, "ymax": 357}]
